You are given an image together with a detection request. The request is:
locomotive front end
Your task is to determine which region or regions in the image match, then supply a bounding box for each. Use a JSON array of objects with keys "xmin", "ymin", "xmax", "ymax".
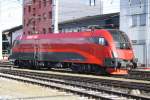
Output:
[{"xmin": 104, "ymin": 30, "xmax": 137, "ymax": 74}]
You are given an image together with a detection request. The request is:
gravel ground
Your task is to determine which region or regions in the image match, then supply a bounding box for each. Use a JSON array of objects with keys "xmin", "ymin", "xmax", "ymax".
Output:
[{"xmin": 0, "ymin": 77, "xmax": 82, "ymax": 100}]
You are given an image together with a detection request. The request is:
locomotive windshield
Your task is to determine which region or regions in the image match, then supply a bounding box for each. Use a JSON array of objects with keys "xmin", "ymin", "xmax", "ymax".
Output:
[{"xmin": 108, "ymin": 30, "xmax": 131, "ymax": 49}]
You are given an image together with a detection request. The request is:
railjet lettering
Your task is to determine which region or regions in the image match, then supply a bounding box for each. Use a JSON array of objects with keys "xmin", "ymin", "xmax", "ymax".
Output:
[{"xmin": 27, "ymin": 35, "xmax": 38, "ymax": 39}]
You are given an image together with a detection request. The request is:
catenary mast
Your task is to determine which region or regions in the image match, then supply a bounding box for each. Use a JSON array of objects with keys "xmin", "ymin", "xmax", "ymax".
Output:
[
  {"xmin": 53, "ymin": 0, "xmax": 59, "ymax": 33},
  {"xmin": 0, "ymin": 1, "xmax": 3, "ymax": 60}
]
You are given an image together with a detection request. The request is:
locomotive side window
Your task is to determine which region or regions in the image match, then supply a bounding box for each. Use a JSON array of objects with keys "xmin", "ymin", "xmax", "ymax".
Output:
[
  {"xmin": 108, "ymin": 30, "xmax": 131, "ymax": 49},
  {"xmin": 89, "ymin": 37, "xmax": 108, "ymax": 46},
  {"xmin": 99, "ymin": 37, "xmax": 105, "ymax": 45}
]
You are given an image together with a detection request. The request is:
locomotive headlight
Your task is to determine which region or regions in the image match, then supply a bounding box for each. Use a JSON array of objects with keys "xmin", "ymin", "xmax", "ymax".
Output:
[{"xmin": 113, "ymin": 51, "xmax": 118, "ymax": 58}]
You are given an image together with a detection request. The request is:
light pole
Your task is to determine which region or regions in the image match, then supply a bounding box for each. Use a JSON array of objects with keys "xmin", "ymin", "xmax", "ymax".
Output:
[
  {"xmin": 53, "ymin": 0, "xmax": 59, "ymax": 33},
  {"xmin": 0, "ymin": 1, "xmax": 3, "ymax": 60},
  {"xmin": 100, "ymin": 0, "xmax": 103, "ymax": 14},
  {"xmin": 146, "ymin": 0, "xmax": 150, "ymax": 67}
]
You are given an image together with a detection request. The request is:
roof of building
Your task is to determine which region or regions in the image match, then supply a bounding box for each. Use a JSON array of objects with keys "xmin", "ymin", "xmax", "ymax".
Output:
[
  {"xmin": 59, "ymin": 12, "xmax": 119, "ymax": 24},
  {"xmin": 2, "ymin": 25, "xmax": 23, "ymax": 35},
  {"xmin": 2, "ymin": 12, "xmax": 119, "ymax": 34}
]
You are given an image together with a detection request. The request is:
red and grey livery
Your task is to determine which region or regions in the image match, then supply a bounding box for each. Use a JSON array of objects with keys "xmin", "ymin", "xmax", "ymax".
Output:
[{"xmin": 10, "ymin": 29, "xmax": 137, "ymax": 75}]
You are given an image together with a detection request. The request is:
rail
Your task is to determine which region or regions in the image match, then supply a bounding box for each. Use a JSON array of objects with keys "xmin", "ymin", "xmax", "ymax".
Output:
[{"xmin": 0, "ymin": 69, "xmax": 149, "ymax": 100}]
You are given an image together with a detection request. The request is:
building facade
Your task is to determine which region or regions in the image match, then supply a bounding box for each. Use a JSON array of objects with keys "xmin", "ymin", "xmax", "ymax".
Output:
[
  {"xmin": 59, "ymin": 13, "xmax": 119, "ymax": 32},
  {"xmin": 59, "ymin": 0, "xmax": 120, "ymax": 22},
  {"xmin": 23, "ymin": 0, "xmax": 120, "ymax": 34},
  {"xmin": 23, "ymin": 0, "xmax": 53, "ymax": 35},
  {"xmin": 0, "ymin": 0, "xmax": 22, "ymax": 59},
  {"xmin": 2, "ymin": 25, "xmax": 23, "ymax": 55},
  {"xmin": 120, "ymin": 0, "xmax": 149, "ymax": 67}
]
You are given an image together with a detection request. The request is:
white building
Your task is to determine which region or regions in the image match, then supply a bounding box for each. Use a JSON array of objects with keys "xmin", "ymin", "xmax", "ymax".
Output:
[
  {"xmin": 0, "ymin": 0, "xmax": 22, "ymax": 30},
  {"xmin": 120, "ymin": 0, "xmax": 149, "ymax": 67},
  {"xmin": 58, "ymin": 0, "xmax": 120, "ymax": 22},
  {"xmin": 2, "ymin": 25, "xmax": 23, "ymax": 54},
  {"xmin": 0, "ymin": 0, "xmax": 22, "ymax": 59}
]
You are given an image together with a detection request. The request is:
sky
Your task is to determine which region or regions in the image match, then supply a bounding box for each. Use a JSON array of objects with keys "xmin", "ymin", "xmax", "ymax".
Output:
[
  {"xmin": 59, "ymin": 0, "xmax": 120, "ymax": 22},
  {"xmin": 0, "ymin": 0, "xmax": 23, "ymax": 31},
  {"xmin": 0, "ymin": 0, "xmax": 120, "ymax": 30}
]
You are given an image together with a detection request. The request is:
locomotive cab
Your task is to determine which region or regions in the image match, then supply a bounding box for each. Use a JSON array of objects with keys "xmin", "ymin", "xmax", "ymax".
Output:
[{"xmin": 104, "ymin": 30, "xmax": 137, "ymax": 74}]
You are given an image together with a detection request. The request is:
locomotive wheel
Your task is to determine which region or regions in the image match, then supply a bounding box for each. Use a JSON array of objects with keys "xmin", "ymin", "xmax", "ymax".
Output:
[
  {"xmin": 44, "ymin": 62, "xmax": 54, "ymax": 69},
  {"xmin": 70, "ymin": 64, "xmax": 107, "ymax": 75},
  {"xmin": 14, "ymin": 60, "xmax": 19, "ymax": 66},
  {"xmin": 71, "ymin": 64, "xmax": 81, "ymax": 73},
  {"xmin": 94, "ymin": 66, "xmax": 107, "ymax": 75},
  {"xmin": 133, "ymin": 62, "xmax": 137, "ymax": 69},
  {"xmin": 30, "ymin": 61, "xmax": 40, "ymax": 70}
]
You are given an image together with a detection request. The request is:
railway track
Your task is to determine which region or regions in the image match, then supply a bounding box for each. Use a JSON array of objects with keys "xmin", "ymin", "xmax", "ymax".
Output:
[
  {"xmin": 0, "ymin": 62, "xmax": 149, "ymax": 81},
  {"xmin": 48, "ymin": 68, "xmax": 150, "ymax": 81},
  {"xmin": 128, "ymin": 70, "xmax": 150, "ymax": 81},
  {"xmin": 0, "ymin": 68, "xmax": 150, "ymax": 100}
]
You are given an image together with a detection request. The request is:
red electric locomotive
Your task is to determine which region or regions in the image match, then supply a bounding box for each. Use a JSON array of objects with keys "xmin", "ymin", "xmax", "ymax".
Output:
[{"xmin": 10, "ymin": 29, "xmax": 137, "ymax": 75}]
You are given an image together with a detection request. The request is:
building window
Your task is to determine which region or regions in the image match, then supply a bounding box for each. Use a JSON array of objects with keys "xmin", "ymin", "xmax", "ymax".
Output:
[
  {"xmin": 49, "ymin": 11, "xmax": 52, "ymax": 19},
  {"xmin": 38, "ymin": 15, "xmax": 41, "ymax": 21},
  {"xmin": 24, "ymin": 19, "xmax": 26, "ymax": 26},
  {"xmin": 32, "ymin": 21, "xmax": 35, "ymax": 26},
  {"xmin": 32, "ymin": 27, "xmax": 36, "ymax": 34},
  {"xmin": 129, "ymin": 0, "xmax": 146, "ymax": 10},
  {"xmin": 27, "ymin": 20, "xmax": 29, "ymax": 26},
  {"xmin": 33, "ymin": 0, "xmax": 36, "ymax": 3},
  {"xmin": 140, "ymin": 14, "xmax": 146, "ymax": 26},
  {"xmin": 24, "ymin": 8, "xmax": 26, "ymax": 14},
  {"xmin": 28, "ymin": 31, "xmax": 31, "ymax": 35},
  {"xmin": 132, "ymin": 15, "xmax": 138, "ymax": 26},
  {"xmin": 49, "ymin": 28, "xmax": 51, "ymax": 33},
  {"xmin": 33, "ymin": 14, "xmax": 36, "ymax": 17},
  {"xmin": 39, "ymin": 0, "xmax": 41, "ymax": 8},
  {"xmin": 106, "ymin": 19, "xmax": 113, "ymax": 25},
  {"xmin": 28, "ymin": 6, "xmax": 31, "ymax": 12},
  {"xmin": 130, "ymin": 0, "xmax": 141, "ymax": 5},
  {"xmin": 33, "ymin": 8, "xmax": 36, "ymax": 12},
  {"xmin": 43, "ymin": 0, "xmax": 46, "ymax": 6},
  {"xmin": 33, "ymin": 27, "xmax": 35, "ymax": 31},
  {"xmin": 89, "ymin": 0, "xmax": 96, "ymax": 6},
  {"xmin": 43, "ymin": 28, "xmax": 46, "ymax": 34},
  {"xmin": 43, "ymin": 13, "xmax": 47, "ymax": 20},
  {"xmin": 49, "ymin": 0, "xmax": 52, "ymax": 4}
]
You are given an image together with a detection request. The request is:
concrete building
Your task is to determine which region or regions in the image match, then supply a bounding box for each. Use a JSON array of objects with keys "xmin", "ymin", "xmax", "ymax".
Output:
[
  {"xmin": 23, "ymin": 0, "xmax": 53, "ymax": 35},
  {"xmin": 23, "ymin": 0, "xmax": 120, "ymax": 34},
  {"xmin": 0, "ymin": 0, "xmax": 22, "ymax": 59},
  {"xmin": 120, "ymin": 0, "xmax": 149, "ymax": 67},
  {"xmin": 2, "ymin": 25, "xmax": 23, "ymax": 55},
  {"xmin": 59, "ymin": 13, "xmax": 119, "ymax": 32},
  {"xmin": 59, "ymin": 0, "xmax": 120, "ymax": 22}
]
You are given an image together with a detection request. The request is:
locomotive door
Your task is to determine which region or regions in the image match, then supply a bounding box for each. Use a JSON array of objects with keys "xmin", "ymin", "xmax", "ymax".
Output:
[{"xmin": 34, "ymin": 39, "xmax": 39, "ymax": 61}]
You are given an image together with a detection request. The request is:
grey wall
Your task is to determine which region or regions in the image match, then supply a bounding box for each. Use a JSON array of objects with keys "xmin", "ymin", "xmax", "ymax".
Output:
[
  {"xmin": 58, "ymin": 0, "xmax": 120, "ymax": 22},
  {"xmin": 59, "ymin": 13, "xmax": 119, "ymax": 32},
  {"xmin": 120, "ymin": 0, "xmax": 150, "ymax": 66}
]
